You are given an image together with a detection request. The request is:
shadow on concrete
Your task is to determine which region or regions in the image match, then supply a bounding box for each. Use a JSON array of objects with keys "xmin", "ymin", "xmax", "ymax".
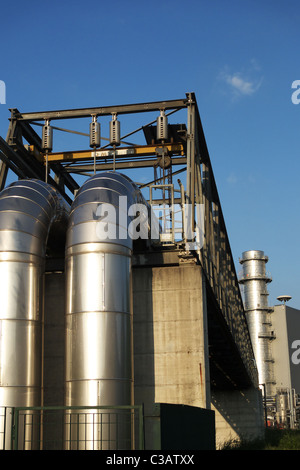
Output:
[{"xmin": 132, "ymin": 264, "xmax": 156, "ymax": 449}]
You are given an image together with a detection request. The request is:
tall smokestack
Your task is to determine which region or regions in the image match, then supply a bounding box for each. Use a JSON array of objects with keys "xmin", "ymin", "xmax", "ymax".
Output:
[{"xmin": 239, "ymin": 250, "xmax": 275, "ymax": 397}]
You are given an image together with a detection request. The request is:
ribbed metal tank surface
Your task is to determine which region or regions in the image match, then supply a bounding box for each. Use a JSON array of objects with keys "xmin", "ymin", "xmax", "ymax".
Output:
[
  {"xmin": 0, "ymin": 179, "xmax": 68, "ymax": 409},
  {"xmin": 64, "ymin": 171, "xmax": 147, "ymax": 449}
]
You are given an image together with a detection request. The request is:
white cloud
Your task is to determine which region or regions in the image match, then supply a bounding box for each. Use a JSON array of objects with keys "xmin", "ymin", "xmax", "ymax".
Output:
[
  {"xmin": 226, "ymin": 172, "xmax": 238, "ymax": 184},
  {"xmin": 225, "ymin": 74, "xmax": 261, "ymax": 96},
  {"xmin": 219, "ymin": 64, "xmax": 263, "ymax": 99}
]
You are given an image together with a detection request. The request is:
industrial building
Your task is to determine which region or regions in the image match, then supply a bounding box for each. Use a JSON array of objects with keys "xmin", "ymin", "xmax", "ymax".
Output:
[
  {"xmin": 269, "ymin": 303, "xmax": 300, "ymax": 428},
  {"xmin": 0, "ymin": 93, "xmax": 265, "ymax": 450},
  {"xmin": 239, "ymin": 250, "xmax": 300, "ymax": 430}
]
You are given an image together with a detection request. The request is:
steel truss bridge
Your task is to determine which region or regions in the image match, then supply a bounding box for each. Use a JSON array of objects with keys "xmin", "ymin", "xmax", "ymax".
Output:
[{"xmin": 0, "ymin": 92, "xmax": 258, "ymax": 392}]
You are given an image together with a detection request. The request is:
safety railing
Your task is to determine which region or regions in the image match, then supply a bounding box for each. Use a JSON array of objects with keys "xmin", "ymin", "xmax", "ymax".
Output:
[{"xmin": 0, "ymin": 405, "xmax": 144, "ymax": 450}]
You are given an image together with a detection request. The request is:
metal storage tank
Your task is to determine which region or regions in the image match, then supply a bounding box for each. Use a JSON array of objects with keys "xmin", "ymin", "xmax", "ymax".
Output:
[
  {"xmin": 64, "ymin": 171, "xmax": 148, "ymax": 449},
  {"xmin": 0, "ymin": 179, "xmax": 68, "ymax": 449}
]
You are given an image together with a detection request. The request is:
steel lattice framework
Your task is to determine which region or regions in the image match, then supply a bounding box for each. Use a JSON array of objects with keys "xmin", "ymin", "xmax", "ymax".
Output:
[{"xmin": 0, "ymin": 92, "xmax": 258, "ymax": 389}]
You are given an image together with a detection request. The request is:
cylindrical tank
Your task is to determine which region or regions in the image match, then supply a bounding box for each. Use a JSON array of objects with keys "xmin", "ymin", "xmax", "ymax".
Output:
[
  {"xmin": 89, "ymin": 116, "xmax": 101, "ymax": 148},
  {"xmin": 156, "ymin": 110, "xmax": 168, "ymax": 141},
  {"xmin": 239, "ymin": 250, "xmax": 275, "ymax": 396},
  {"xmin": 0, "ymin": 179, "xmax": 68, "ymax": 448},
  {"xmin": 42, "ymin": 121, "xmax": 53, "ymax": 151},
  {"xmin": 109, "ymin": 114, "xmax": 120, "ymax": 146},
  {"xmin": 64, "ymin": 171, "xmax": 147, "ymax": 450}
]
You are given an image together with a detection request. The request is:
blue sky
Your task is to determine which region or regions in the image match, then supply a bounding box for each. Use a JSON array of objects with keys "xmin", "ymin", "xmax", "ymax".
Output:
[{"xmin": 0, "ymin": 0, "xmax": 299, "ymax": 308}]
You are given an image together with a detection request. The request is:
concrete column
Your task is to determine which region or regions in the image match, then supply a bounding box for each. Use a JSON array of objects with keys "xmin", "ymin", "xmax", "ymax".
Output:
[
  {"xmin": 43, "ymin": 272, "xmax": 66, "ymax": 407},
  {"xmin": 42, "ymin": 271, "xmax": 66, "ymax": 449},
  {"xmin": 133, "ymin": 263, "xmax": 211, "ymax": 448},
  {"xmin": 211, "ymin": 387, "xmax": 265, "ymax": 449}
]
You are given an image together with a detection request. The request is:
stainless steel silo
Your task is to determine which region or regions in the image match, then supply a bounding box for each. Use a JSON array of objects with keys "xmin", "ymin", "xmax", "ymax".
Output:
[
  {"xmin": 0, "ymin": 179, "xmax": 68, "ymax": 449},
  {"xmin": 239, "ymin": 250, "xmax": 275, "ymax": 397},
  {"xmin": 64, "ymin": 171, "xmax": 148, "ymax": 450}
]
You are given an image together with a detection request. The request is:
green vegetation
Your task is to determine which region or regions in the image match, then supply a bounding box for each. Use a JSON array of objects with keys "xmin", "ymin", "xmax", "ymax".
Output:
[{"xmin": 221, "ymin": 429, "xmax": 300, "ymax": 450}]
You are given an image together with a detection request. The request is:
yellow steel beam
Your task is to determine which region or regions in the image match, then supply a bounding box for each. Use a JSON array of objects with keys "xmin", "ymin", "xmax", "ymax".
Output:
[{"xmin": 29, "ymin": 143, "xmax": 185, "ymax": 164}]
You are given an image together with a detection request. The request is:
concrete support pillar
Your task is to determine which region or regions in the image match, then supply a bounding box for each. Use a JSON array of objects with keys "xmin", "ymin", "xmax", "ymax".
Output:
[
  {"xmin": 43, "ymin": 272, "xmax": 66, "ymax": 408},
  {"xmin": 133, "ymin": 263, "xmax": 211, "ymax": 448},
  {"xmin": 211, "ymin": 387, "xmax": 265, "ymax": 449},
  {"xmin": 42, "ymin": 271, "xmax": 66, "ymax": 449}
]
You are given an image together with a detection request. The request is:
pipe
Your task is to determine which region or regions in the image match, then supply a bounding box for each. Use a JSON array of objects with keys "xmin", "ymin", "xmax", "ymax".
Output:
[
  {"xmin": 0, "ymin": 179, "xmax": 68, "ymax": 448},
  {"xmin": 65, "ymin": 171, "xmax": 147, "ymax": 449}
]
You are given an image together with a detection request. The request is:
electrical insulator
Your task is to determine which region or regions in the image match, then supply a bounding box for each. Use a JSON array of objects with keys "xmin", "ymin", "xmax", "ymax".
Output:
[
  {"xmin": 109, "ymin": 114, "xmax": 120, "ymax": 146},
  {"xmin": 42, "ymin": 120, "xmax": 53, "ymax": 151},
  {"xmin": 156, "ymin": 110, "xmax": 168, "ymax": 141},
  {"xmin": 89, "ymin": 116, "xmax": 101, "ymax": 148}
]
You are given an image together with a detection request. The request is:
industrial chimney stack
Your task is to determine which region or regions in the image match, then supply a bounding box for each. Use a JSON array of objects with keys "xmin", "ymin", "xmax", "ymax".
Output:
[{"xmin": 239, "ymin": 250, "xmax": 275, "ymax": 398}]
